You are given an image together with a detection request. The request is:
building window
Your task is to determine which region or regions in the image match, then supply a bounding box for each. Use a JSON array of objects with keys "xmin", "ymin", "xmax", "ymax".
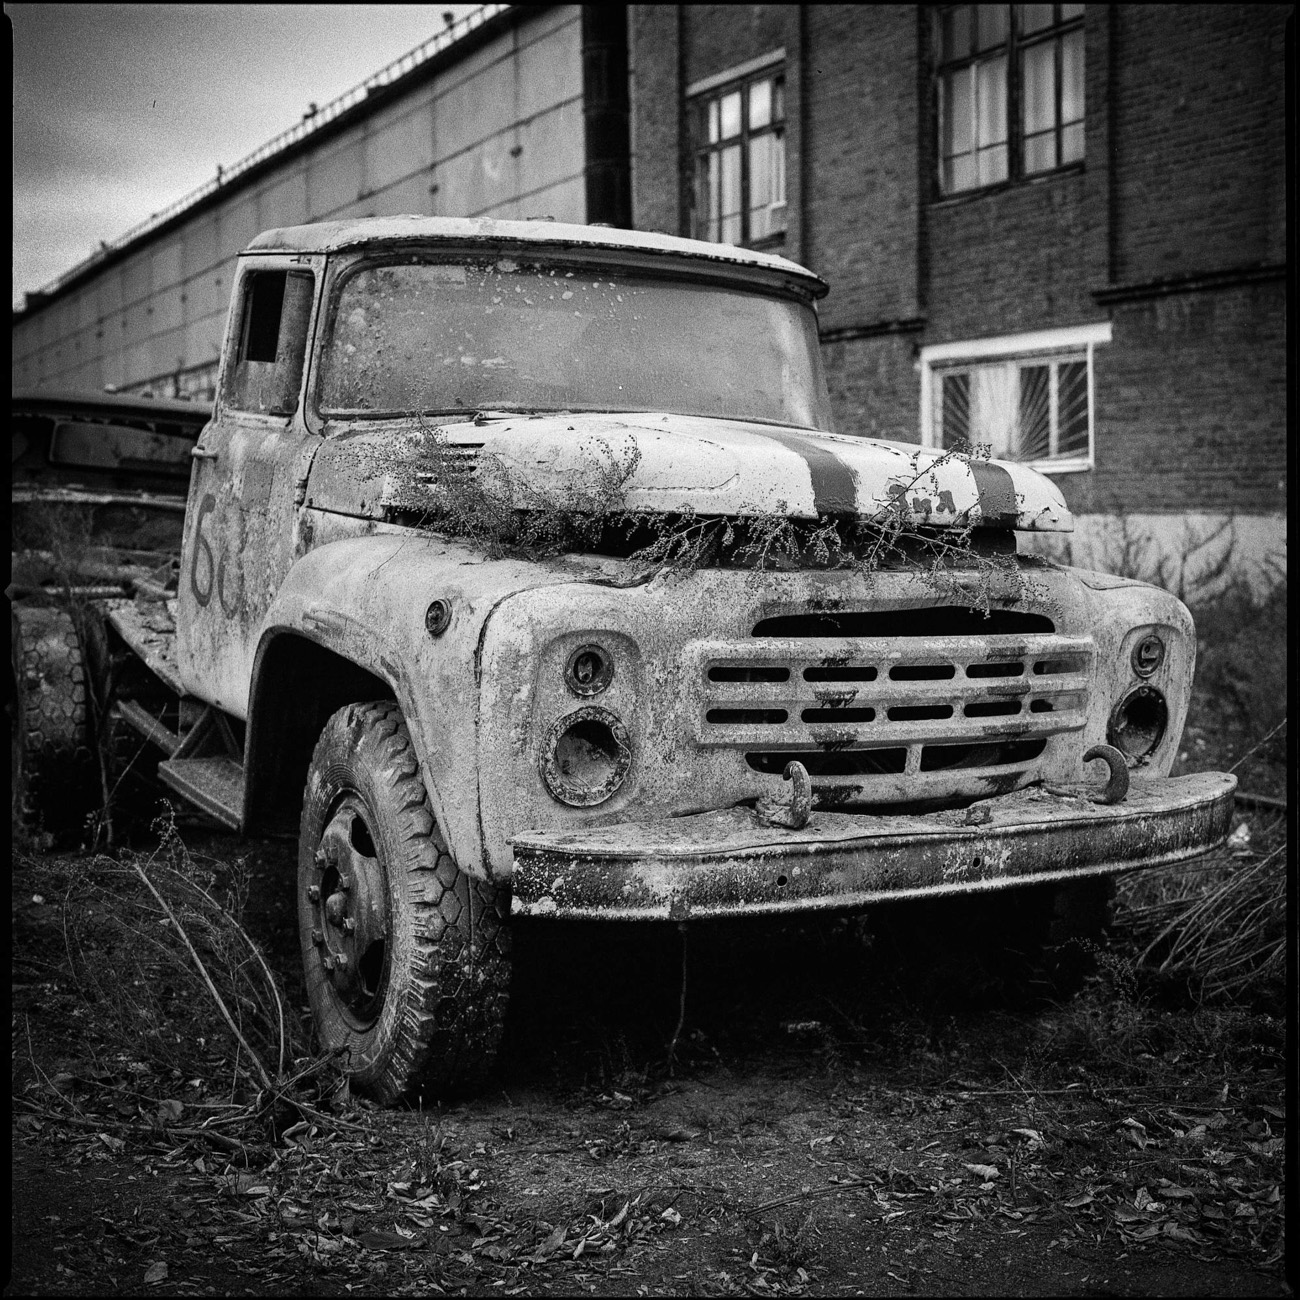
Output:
[
  {"xmin": 920, "ymin": 323, "xmax": 1110, "ymax": 473},
  {"xmin": 936, "ymin": 3, "xmax": 1084, "ymax": 195},
  {"xmin": 691, "ymin": 62, "xmax": 786, "ymax": 246}
]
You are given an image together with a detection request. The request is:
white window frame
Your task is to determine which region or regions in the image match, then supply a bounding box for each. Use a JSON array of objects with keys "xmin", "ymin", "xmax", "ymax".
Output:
[{"xmin": 918, "ymin": 322, "xmax": 1111, "ymax": 475}]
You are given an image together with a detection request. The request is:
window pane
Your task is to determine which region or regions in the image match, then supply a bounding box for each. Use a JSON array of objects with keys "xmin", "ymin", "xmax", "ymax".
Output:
[
  {"xmin": 1023, "ymin": 130, "xmax": 1056, "ymax": 173},
  {"xmin": 719, "ymin": 90, "xmax": 742, "ymax": 140},
  {"xmin": 1060, "ymin": 3, "xmax": 1084, "ymax": 19},
  {"xmin": 1058, "ymin": 360, "xmax": 1089, "ymax": 457},
  {"xmin": 976, "ymin": 55, "xmax": 1007, "ymax": 147},
  {"xmin": 978, "ymin": 143, "xmax": 1009, "ymax": 185},
  {"xmin": 942, "ymin": 67, "xmax": 975, "ymax": 161},
  {"xmin": 698, "ymin": 152, "xmax": 720, "ymax": 240},
  {"xmin": 1017, "ymin": 364, "xmax": 1051, "ymax": 460},
  {"xmin": 970, "ymin": 362, "xmax": 1017, "ymax": 455},
  {"xmin": 720, "ymin": 143, "xmax": 742, "ymax": 243},
  {"xmin": 977, "ymin": 4, "xmax": 1009, "ymax": 50},
  {"xmin": 940, "ymin": 372, "xmax": 970, "ymax": 449},
  {"xmin": 946, "ymin": 153, "xmax": 978, "ymax": 192},
  {"xmin": 1061, "ymin": 28, "xmax": 1085, "ymax": 124},
  {"xmin": 1019, "ymin": 3, "xmax": 1055, "ymax": 35},
  {"xmin": 1021, "ymin": 39, "xmax": 1056, "ymax": 139},
  {"xmin": 1060, "ymin": 120, "xmax": 1084, "ymax": 164},
  {"xmin": 750, "ymin": 78, "xmax": 772, "ymax": 130},
  {"xmin": 942, "ymin": 6, "xmax": 971, "ymax": 62},
  {"xmin": 707, "ymin": 99, "xmax": 720, "ymax": 145}
]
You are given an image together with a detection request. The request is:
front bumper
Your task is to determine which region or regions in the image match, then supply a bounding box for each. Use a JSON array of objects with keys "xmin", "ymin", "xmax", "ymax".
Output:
[{"xmin": 509, "ymin": 772, "xmax": 1236, "ymax": 920}]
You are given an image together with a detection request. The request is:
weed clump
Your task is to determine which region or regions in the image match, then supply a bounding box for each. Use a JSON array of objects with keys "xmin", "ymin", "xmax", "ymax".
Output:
[
  {"xmin": 384, "ymin": 417, "xmax": 1056, "ymax": 615},
  {"xmin": 31, "ymin": 815, "xmax": 305, "ymax": 1091}
]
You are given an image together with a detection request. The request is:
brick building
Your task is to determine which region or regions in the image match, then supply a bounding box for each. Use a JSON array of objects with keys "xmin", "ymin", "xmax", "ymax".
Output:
[
  {"xmin": 629, "ymin": 3, "xmax": 1288, "ymax": 592},
  {"xmin": 13, "ymin": 3, "xmax": 1287, "ymax": 591}
]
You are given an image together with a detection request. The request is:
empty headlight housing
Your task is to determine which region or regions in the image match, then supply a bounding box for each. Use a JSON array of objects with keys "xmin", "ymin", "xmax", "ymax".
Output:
[
  {"xmin": 1108, "ymin": 685, "xmax": 1168, "ymax": 761},
  {"xmin": 539, "ymin": 706, "xmax": 631, "ymax": 806}
]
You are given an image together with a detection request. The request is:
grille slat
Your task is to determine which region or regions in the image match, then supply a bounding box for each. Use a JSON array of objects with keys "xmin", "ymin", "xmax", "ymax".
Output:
[{"xmin": 691, "ymin": 624, "xmax": 1092, "ymax": 806}]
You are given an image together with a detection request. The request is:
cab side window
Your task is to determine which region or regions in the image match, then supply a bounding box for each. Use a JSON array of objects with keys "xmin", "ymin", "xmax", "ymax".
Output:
[{"xmin": 223, "ymin": 269, "xmax": 314, "ymax": 415}]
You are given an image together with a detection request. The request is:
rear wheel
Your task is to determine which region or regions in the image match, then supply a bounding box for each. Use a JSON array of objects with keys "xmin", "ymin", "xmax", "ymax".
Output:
[
  {"xmin": 298, "ymin": 701, "xmax": 511, "ymax": 1103},
  {"xmin": 11, "ymin": 604, "xmax": 97, "ymax": 837}
]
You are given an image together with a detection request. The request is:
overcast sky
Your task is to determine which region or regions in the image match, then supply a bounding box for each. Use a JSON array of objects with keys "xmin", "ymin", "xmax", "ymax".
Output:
[{"xmin": 10, "ymin": 3, "xmax": 480, "ymax": 309}]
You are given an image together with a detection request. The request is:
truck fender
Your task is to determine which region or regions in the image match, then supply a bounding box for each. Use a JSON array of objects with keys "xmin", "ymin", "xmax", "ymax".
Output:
[{"xmin": 243, "ymin": 533, "xmax": 574, "ymax": 880}]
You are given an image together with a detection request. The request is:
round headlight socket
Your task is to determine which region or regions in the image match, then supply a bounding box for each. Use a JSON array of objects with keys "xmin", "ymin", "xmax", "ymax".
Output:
[
  {"xmin": 424, "ymin": 599, "xmax": 452, "ymax": 638},
  {"xmin": 565, "ymin": 642, "xmax": 614, "ymax": 696},
  {"xmin": 1131, "ymin": 634, "xmax": 1165, "ymax": 678},
  {"xmin": 539, "ymin": 706, "xmax": 631, "ymax": 806},
  {"xmin": 1108, "ymin": 686, "xmax": 1168, "ymax": 761}
]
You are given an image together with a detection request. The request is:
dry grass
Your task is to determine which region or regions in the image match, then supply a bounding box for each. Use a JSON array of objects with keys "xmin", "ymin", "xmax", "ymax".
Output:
[{"xmin": 22, "ymin": 814, "xmax": 307, "ymax": 1093}]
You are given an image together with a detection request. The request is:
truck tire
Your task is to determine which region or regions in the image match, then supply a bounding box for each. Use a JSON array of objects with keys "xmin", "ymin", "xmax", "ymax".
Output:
[
  {"xmin": 11, "ymin": 604, "xmax": 96, "ymax": 836},
  {"xmin": 298, "ymin": 700, "xmax": 511, "ymax": 1104}
]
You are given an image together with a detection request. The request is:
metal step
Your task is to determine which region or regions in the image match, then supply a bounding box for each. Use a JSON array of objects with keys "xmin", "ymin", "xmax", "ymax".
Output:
[{"xmin": 158, "ymin": 756, "xmax": 244, "ymax": 831}]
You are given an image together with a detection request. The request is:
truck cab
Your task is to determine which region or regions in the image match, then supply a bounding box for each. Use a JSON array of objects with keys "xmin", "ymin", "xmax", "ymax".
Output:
[{"xmin": 80, "ymin": 216, "xmax": 1233, "ymax": 1103}]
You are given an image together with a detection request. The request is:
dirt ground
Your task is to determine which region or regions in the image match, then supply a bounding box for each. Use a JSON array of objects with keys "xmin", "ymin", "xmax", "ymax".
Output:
[{"xmin": 10, "ymin": 810, "xmax": 1288, "ymax": 1298}]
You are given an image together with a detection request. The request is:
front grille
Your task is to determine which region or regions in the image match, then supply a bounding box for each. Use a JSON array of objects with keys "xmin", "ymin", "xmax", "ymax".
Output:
[{"xmin": 692, "ymin": 608, "xmax": 1091, "ymax": 807}]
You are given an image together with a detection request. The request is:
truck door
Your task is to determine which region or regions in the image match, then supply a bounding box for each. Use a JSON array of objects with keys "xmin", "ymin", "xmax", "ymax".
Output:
[{"xmin": 176, "ymin": 255, "xmax": 323, "ymax": 716}]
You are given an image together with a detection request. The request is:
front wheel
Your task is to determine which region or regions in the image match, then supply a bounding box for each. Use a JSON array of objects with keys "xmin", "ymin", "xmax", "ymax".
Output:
[{"xmin": 298, "ymin": 701, "xmax": 511, "ymax": 1104}]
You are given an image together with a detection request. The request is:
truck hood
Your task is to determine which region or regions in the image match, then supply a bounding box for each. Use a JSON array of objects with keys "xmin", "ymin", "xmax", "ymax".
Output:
[{"xmin": 306, "ymin": 411, "xmax": 1072, "ymax": 533}]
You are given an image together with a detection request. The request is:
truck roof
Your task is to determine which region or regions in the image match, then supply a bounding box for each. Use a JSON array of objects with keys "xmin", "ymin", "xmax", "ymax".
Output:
[{"xmin": 244, "ymin": 215, "xmax": 829, "ymax": 298}]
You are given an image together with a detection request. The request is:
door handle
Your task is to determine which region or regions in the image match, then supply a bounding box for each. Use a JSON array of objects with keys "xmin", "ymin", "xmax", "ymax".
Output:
[{"xmin": 191, "ymin": 447, "xmax": 219, "ymax": 461}]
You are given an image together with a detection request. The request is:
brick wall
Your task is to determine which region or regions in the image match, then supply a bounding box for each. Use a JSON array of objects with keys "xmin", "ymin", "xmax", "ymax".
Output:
[
  {"xmin": 1112, "ymin": 5, "xmax": 1288, "ymax": 284},
  {"xmin": 821, "ymin": 333, "xmax": 920, "ymax": 444},
  {"xmin": 803, "ymin": 6, "xmax": 922, "ymax": 330},
  {"xmin": 680, "ymin": 4, "xmax": 787, "ymax": 85},
  {"xmin": 925, "ymin": 172, "xmax": 1100, "ymax": 342},
  {"xmin": 630, "ymin": 3, "xmax": 1289, "ymax": 520},
  {"xmin": 1072, "ymin": 280, "xmax": 1289, "ymax": 516}
]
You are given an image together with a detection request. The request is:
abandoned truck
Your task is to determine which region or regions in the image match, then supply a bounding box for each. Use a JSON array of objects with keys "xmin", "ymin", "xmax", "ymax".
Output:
[{"xmin": 14, "ymin": 216, "xmax": 1236, "ymax": 1103}]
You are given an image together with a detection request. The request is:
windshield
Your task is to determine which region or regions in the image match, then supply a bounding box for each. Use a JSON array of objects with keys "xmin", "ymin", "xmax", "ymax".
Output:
[{"xmin": 317, "ymin": 257, "xmax": 833, "ymax": 429}]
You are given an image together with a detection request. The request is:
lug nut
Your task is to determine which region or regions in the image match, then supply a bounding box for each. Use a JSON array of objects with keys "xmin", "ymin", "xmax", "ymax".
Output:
[
  {"xmin": 322, "ymin": 955, "xmax": 334, "ymax": 971},
  {"xmin": 333, "ymin": 952, "xmax": 349, "ymax": 969},
  {"xmin": 314, "ymin": 848, "xmax": 329, "ymax": 869},
  {"xmin": 343, "ymin": 917, "xmax": 356, "ymax": 933},
  {"xmin": 307, "ymin": 885, "xmax": 321, "ymax": 902},
  {"xmin": 311, "ymin": 928, "xmax": 323, "ymax": 945},
  {"xmin": 338, "ymin": 873, "xmax": 352, "ymax": 892}
]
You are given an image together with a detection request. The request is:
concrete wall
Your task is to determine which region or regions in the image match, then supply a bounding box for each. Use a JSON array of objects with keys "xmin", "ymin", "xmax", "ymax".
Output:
[{"xmin": 12, "ymin": 5, "xmax": 586, "ymax": 401}]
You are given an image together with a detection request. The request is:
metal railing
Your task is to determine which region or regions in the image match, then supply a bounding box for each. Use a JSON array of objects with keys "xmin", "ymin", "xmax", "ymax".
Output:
[{"xmin": 29, "ymin": 3, "xmax": 508, "ymax": 303}]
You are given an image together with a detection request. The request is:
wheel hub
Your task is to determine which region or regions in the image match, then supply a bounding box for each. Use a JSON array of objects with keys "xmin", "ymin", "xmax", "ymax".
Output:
[{"xmin": 308, "ymin": 798, "xmax": 390, "ymax": 1022}]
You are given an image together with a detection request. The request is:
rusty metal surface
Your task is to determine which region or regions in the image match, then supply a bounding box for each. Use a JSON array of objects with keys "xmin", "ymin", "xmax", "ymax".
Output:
[
  {"xmin": 244, "ymin": 215, "xmax": 829, "ymax": 297},
  {"xmin": 300, "ymin": 410, "xmax": 1070, "ymax": 533},
  {"xmin": 475, "ymin": 563, "xmax": 1197, "ymax": 879},
  {"xmin": 11, "ymin": 487, "xmax": 189, "ymax": 512},
  {"xmin": 509, "ymin": 771, "xmax": 1237, "ymax": 920},
  {"xmin": 104, "ymin": 596, "xmax": 186, "ymax": 698},
  {"xmin": 754, "ymin": 761, "xmax": 812, "ymax": 829}
]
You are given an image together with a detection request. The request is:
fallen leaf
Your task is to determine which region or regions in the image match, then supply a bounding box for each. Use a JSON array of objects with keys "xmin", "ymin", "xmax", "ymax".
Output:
[
  {"xmin": 156, "ymin": 1099, "xmax": 183, "ymax": 1125},
  {"xmin": 143, "ymin": 1261, "xmax": 168, "ymax": 1285},
  {"xmin": 962, "ymin": 1163, "xmax": 999, "ymax": 1181}
]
